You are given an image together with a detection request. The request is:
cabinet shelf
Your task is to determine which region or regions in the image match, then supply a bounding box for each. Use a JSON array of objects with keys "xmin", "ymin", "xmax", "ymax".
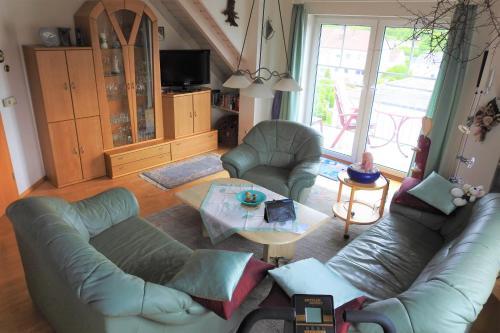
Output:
[{"xmin": 214, "ymin": 105, "xmax": 239, "ymax": 114}]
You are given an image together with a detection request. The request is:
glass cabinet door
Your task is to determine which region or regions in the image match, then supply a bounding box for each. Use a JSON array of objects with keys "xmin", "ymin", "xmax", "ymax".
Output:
[
  {"xmin": 97, "ymin": 12, "xmax": 133, "ymax": 147},
  {"xmin": 133, "ymin": 14, "xmax": 156, "ymax": 142}
]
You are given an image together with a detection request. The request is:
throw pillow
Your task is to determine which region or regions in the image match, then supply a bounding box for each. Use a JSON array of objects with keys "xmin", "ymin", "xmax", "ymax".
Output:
[
  {"xmin": 392, "ymin": 177, "xmax": 444, "ymax": 215},
  {"xmin": 407, "ymin": 171, "xmax": 456, "ymax": 215},
  {"xmin": 260, "ymin": 282, "xmax": 366, "ymax": 333},
  {"xmin": 268, "ymin": 258, "xmax": 364, "ymax": 307},
  {"xmin": 168, "ymin": 249, "xmax": 252, "ymax": 301},
  {"xmin": 194, "ymin": 257, "xmax": 274, "ymax": 319}
]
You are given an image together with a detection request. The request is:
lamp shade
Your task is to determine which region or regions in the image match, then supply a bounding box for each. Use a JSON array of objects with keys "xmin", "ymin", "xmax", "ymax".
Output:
[
  {"xmin": 273, "ymin": 74, "xmax": 302, "ymax": 92},
  {"xmin": 223, "ymin": 70, "xmax": 252, "ymax": 89},
  {"xmin": 241, "ymin": 78, "xmax": 274, "ymax": 98}
]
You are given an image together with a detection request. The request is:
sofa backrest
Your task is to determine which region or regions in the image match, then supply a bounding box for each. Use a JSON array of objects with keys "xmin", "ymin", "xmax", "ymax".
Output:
[
  {"xmin": 243, "ymin": 120, "xmax": 323, "ymax": 169},
  {"xmin": 360, "ymin": 194, "xmax": 500, "ymax": 333}
]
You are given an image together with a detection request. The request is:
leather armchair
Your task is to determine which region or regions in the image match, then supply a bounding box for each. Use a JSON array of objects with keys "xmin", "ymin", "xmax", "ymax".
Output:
[{"xmin": 221, "ymin": 120, "xmax": 323, "ymax": 203}]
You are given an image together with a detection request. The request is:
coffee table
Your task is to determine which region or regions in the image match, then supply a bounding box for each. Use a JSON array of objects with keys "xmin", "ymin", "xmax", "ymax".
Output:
[{"xmin": 176, "ymin": 178, "xmax": 330, "ymax": 263}]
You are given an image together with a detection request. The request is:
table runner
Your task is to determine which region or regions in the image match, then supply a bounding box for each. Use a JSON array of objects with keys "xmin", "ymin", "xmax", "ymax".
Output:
[{"xmin": 200, "ymin": 183, "xmax": 309, "ymax": 244}]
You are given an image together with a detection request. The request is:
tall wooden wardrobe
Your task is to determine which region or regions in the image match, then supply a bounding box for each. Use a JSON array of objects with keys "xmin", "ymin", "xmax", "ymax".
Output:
[{"xmin": 24, "ymin": 46, "xmax": 106, "ymax": 187}]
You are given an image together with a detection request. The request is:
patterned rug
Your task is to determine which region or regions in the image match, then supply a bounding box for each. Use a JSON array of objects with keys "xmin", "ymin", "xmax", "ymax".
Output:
[
  {"xmin": 146, "ymin": 181, "xmax": 370, "ymax": 332},
  {"xmin": 319, "ymin": 157, "xmax": 348, "ymax": 181},
  {"xmin": 140, "ymin": 153, "xmax": 224, "ymax": 190}
]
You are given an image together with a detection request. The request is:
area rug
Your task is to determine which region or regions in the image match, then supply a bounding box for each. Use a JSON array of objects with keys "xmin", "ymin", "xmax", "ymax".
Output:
[
  {"xmin": 146, "ymin": 183, "xmax": 369, "ymax": 332},
  {"xmin": 319, "ymin": 157, "xmax": 348, "ymax": 181},
  {"xmin": 140, "ymin": 153, "xmax": 224, "ymax": 190}
]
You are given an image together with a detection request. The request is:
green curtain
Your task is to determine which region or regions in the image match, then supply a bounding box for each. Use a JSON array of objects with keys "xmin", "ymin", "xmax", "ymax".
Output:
[
  {"xmin": 279, "ymin": 4, "xmax": 306, "ymax": 121},
  {"xmin": 424, "ymin": 4, "xmax": 477, "ymax": 177}
]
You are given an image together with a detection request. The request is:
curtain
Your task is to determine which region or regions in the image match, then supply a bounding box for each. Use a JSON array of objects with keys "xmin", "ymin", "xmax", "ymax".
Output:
[
  {"xmin": 279, "ymin": 4, "xmax": 306, "ymax": 121},
  {"xmin": 424, "ymin": 4, "xmax": 477, "ymax": 177}
]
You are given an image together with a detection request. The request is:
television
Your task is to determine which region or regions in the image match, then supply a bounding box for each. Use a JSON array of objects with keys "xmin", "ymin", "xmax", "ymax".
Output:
[{"xmin": 160, "ymin": 49, "xmax": 210, "ymax": 88}]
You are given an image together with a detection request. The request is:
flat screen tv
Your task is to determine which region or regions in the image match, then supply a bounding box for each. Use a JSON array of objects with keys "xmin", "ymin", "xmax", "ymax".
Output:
[{"xmin": 160, "ymin": 49, "xmax": 210, "ymax": 88}]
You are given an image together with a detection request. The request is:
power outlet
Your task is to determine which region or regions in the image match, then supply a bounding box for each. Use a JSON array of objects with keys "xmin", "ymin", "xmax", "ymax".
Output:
[{"xmin": 2, "ymin": 96, "xmax": 17, "ymax": 107}]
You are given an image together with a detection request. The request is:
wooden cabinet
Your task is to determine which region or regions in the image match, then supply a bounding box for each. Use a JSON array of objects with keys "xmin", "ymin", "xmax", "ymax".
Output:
[
  {"xmin": 24, "ymin": 46, "xmax": 106, "ymax": 188},
  {"xmin": 75, "ymin": 0, "xmax": 163, "ymax": 149},
  {"xmin": 48, "ymin": 121, "xmax": 83, "ymax": 185},
  {"xmin": 163, "ymin": 90, "xmax": 212, "ymax": 139},
  {"xmin": 193, "ymin": 92, "xmax": 211, "ymax": 133},
  {"xmin": 36, "ymin": 51, "xmax": 74, "ymax": 122},
  {"xmin": 76, "ymin": 117, "xmax": 106, "ymax": 179}
]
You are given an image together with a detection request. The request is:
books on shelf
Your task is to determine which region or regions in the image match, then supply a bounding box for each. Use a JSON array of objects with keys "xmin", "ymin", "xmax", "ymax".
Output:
[{"xmin": 212, "ymin": 90, "xmax": 239, "ymax": 112}]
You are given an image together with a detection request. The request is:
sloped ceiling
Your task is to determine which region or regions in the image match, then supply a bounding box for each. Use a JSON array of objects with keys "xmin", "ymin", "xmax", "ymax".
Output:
[{"xmin": 150, "ymin": 0, "xmax": 241, "ymax": 83}]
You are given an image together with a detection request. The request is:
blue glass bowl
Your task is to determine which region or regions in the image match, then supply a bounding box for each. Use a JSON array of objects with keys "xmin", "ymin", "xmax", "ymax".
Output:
[
  {"xmin": 347, "ymin": 165, "xmax": 381, "ymax": 184},
  {"xmin": 236, "ymin": 190, "xmax": 267, "ymax": 207}
]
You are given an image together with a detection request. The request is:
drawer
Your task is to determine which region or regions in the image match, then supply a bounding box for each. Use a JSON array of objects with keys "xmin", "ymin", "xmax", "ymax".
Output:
[
  {"xmin": 171, "ymin": 131, "xmax": 217, "ymax": 160},
  {"xmin": 110, "ymin": 144, "xmax": 171, "ymax": 166},
  {"xmin": 111, "ymin": 153, "xmax": 171, "ymax": 178}
]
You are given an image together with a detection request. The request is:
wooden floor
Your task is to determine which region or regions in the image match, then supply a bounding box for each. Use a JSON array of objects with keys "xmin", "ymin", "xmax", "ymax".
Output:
[{"xmin": 0, "ymin": 170, "xmax": 498, "ymax": 332}]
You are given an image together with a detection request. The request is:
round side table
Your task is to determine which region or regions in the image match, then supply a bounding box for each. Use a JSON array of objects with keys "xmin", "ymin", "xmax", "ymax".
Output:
[{"xmin": 333, "ymin": 170, "xmax": 389, "ymax": 239}]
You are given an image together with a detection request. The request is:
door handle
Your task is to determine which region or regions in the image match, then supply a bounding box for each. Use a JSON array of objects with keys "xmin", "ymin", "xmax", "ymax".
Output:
[
  {"xmin": 71, "ymin": 82, "xmax": 76, "ymax": 89},
  {"xmin": 64, "ymin": 83, "xmax": 69, "ymax": 90},
  {"xmin": 80, "ymin": 146, "xmax": 85, "ymax": 154},
  {"xmin": 72, "ymin": 147, "xmax": 79, "ymax": 155}
]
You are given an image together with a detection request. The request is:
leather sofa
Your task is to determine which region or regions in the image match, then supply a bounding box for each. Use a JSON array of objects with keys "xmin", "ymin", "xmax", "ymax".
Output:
[
  {"xmin": 221, "ymin": 120, "xmax": 323, "ymax": 203},
  {"xmin": 327, "ymin": 193, "xmax": 500, "ymax": 333},
  {"xmin": 7, "ymin": 188, "xmax": 260, "ymax": 333}
]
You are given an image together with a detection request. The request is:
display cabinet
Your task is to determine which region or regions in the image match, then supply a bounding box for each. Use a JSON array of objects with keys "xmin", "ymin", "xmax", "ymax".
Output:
[{"xmin": 75, "ymin": 0, "xmax": 162, "ymax": 149}]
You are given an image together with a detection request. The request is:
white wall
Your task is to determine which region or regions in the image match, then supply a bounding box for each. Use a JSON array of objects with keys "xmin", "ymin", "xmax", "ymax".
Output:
[
  {"xmin": 0, "ymin": 0, "xmax": 196, "ymax": 194},
  {"xmin": 440, "ymin": 0, "xmax": 500, "ymax": 191}
]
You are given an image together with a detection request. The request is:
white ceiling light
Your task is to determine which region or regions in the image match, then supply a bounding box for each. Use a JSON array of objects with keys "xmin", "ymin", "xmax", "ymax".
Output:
[
  {"xmin": 241, "ymin": 78, "xmax": 275, "ymax": 98},
  {"xmin": 222, "ymin": 0, "xmax": 301, "ymax": 98}
]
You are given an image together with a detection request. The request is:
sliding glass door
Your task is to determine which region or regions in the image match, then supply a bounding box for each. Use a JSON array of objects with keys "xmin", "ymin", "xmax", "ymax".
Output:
[
  {"xmin": 306, "ymin": 18, "xmax": 446, "ymax": 175},
  {"xmin": 309, "ymin": 20, "xmax": 376, "ymax": 160}
]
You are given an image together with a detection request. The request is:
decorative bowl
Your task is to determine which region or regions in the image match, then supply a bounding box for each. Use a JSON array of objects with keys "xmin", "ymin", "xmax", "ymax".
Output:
[
  {"xmin": 347, "ymin": 165, "xmax": 381, "ymax": 184},
  {"xmin": 236, "ymin": 190, "xmax": 267, "ymax": 207}
]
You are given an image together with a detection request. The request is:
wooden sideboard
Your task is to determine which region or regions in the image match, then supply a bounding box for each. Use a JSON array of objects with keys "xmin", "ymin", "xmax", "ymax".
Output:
[
  {"xmin": 104, "ymin": 130, "xmax": 217, "ymax": 178},
  {"xmin": 24, "ymin": 46, "xmax": 106, "ymax": 187},
  {"xmin": 163, "ymin": 89, "xmax": 212, "ymax": 139}
]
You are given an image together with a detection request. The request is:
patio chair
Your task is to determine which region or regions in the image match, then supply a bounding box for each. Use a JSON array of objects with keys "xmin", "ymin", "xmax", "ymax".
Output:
[{"xmin": 330, "ymin": 85, "xmax": 376, "ymax": 149}]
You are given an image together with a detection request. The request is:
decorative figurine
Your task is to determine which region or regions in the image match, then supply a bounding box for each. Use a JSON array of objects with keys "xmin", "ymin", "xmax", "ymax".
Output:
[
  {"xmin": 99, "ymin": 33, "xmax": 108, "ymax": 49},
  {"xmin": 111, "ymin": 55, "xmax": 121, "ymax": 74},
  {"xmin": 222, "ymin": 0, "xmax": 239, "ymax": 27}
]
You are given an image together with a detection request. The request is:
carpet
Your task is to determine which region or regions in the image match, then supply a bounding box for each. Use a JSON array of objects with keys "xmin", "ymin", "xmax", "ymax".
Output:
[
  {"xmin": 146, "ymin": 182, "xmax": 370, "ymax": 332},
  {"xmin": 140, "ymin": 153, "xmax": 224, "ymax": 190},
  {"xmin": 319, "ymin": 157, "xmax": 348, "ymax": 181}
]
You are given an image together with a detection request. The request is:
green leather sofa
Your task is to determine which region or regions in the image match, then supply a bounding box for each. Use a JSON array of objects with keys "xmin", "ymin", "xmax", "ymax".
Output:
[
  {"xmin": 221, "ymin": 120, "xmax": 323, "ymax": 203},
  {"xmin": 326, "ymin": 193, "xmax": 500, "ymax": 333},
  {"xmin": 6, "ymin": 188, "xmax": 261, "ymax": 333}
]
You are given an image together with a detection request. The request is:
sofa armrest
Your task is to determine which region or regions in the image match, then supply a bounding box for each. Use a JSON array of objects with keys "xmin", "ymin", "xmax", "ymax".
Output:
[
  {"xmin": 70, "ymin": 187, "xmax": 139, "ymax": 237},
  {"xmin": 221, "ymin": 143, "xmax": 260, "ymax": 178},
  {"xmin": 288, "ymin": 160, "xmax": 320, "ymax": 188},
  {"xmin": 351, "ymin": 298, "xmax": 413, "ymax": 333}
]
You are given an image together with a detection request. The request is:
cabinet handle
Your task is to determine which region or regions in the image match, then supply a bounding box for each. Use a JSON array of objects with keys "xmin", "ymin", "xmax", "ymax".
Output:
[
  {"xmin": 189, "ymin": 112, "xmax": 192, "ymax": 118},
  {"xmin": 194, "ymin": 111, "xmax": 197, "ymax": 117},
  {"xmin": 80, "ymin": 146, "xmax": 85, "ymax": 154},
  {"xmin": 71, "ymin": 82, "xmax": 76, "ymax": 89},
  {"xmin": 64, "ymin": 83, "xmax": 69, "ymax": 90},
  {"xmin": 72, "ymin": 147, "xmax": 78, "ymax": 155}
]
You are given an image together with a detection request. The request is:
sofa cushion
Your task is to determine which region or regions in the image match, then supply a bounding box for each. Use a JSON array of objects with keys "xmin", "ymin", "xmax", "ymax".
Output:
[
  {"xmin": 193, "ymin": 257, "xmax": 274, "ymax": 319},
  {"xmin": 392, "ymin": 177, "xmax": 444, "ymax": 215},
  {"xmin": 168, "ymin": 249, "xmax": 253, "ymax": 301},
  {"xmin": 269, "ymin": 258, "xmax": 365, "ymax": 307},
  {"xmin": 90, "ymin": 216, "xmax": 192, "ymax": 284},
  {"xmin": 242, "ymin": 165, "xmax": 290, "ymax": 197},
  {"xmin": 407, "ymin": 171, "xmax": 456, "ymax": 215},
  {"xmin": 326, "ymin": 214, "xmax": 443, "ymax": 301}
]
